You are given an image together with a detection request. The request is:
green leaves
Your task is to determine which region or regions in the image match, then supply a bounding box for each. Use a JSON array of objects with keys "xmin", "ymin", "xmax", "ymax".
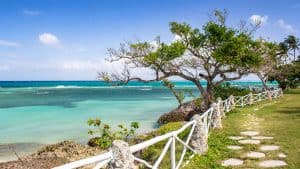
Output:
[{"xmin": 87, "ymin": 118, "xmax": 139, "ymax": 149}]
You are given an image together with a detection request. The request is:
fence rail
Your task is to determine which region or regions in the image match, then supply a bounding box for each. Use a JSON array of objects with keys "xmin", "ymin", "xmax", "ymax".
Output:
[{"xmin": 53, "ymin": 88, "xmax": 283, "ymax": 169}]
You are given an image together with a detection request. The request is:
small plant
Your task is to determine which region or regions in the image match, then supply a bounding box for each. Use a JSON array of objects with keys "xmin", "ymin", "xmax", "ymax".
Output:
[
  {"xmin": 87, "ymin": 118, "xmax": 139, "ymax": 149},
  {"xmin": 162, "ymin": 79, "xmax": 185, "ymax": 107}
]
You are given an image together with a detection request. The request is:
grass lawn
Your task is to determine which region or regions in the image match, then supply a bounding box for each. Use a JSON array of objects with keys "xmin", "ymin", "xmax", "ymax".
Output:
[{"xmin": 183, "ymin": 89, "xmax": 300, "ymax": 169}]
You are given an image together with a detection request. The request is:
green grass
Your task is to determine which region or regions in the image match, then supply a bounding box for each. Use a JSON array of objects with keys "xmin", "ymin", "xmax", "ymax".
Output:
[{"xmin": 183, "ymin": 89, "xmax": 300, "ymax": 169}]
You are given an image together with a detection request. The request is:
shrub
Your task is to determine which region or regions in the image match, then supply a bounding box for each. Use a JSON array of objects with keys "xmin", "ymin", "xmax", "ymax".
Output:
[
  {"xmin": 213, "ymin": 82, "xmax": 250, "ymax": 100},
  {"xmin": 87, "ymin": 118, "xmax": 139, "ymax": 149}
]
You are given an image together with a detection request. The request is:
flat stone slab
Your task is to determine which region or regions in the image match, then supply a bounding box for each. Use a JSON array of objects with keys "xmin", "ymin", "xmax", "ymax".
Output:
[
  {"xmin": 278, "ymin": 153, "xmax": 287, "ymax": 158},
  {"xmin": 260, "ymin": 145, "xmax": 280, "ymax": 151},
  {"xmin": 252, "ymin": 136, "xmax": 273, "ymax": 140},
  {"xmin": 240, "ymin": 131, "xmax": 259, "ymax": 136},
  {"xmin": 258, "ymin": 160, "xmax": 287, "ymax": 168},
  {"xmin": 228, "ymin": 136, "xmax": 244, "ymax": 140},
  {"xmin": 239, "ymin": 139, "xmax": 261, "ymax": 145},
  {"xmin": 222, "ymin": 158, "xmax": 244, "ymax": 166},
  {"xmin": 246, "ymin": 151, "xmax": 265, "ymax": 158},
  {"xmin": 227, "ymin": 145, "xmax": 243, "ymax": 150}
]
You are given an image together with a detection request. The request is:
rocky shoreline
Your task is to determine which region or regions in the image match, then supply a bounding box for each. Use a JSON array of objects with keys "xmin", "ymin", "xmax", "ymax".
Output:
[
  {"xmin": 0, "ymin": 141, "xmax": 103, "ymax": 169},
  {"xmin": 157, "ymin": 99, "xmax": 202, "ymax": 124}
]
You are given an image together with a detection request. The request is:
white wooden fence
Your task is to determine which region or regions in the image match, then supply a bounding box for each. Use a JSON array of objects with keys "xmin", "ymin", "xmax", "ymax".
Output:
[{"xmin": 53, "ymin": 88, "xmax": 283, "ymax": 169}]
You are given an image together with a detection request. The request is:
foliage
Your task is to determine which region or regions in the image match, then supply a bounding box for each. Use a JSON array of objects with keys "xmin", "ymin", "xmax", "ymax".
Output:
[
  {"xmin": 87, "ymin": 118, "xmax": 139, "ymax": 149},
  {"xmin": 284, "ymin": 35, "xmax": 300, "ymax": 61},
  {"xmin": 213, "ymin": 82, "xmax": 250, "ymax": 99},
  {"xmin": 182, "ymin": 130, "xmax": 234, "ymax": 169},
  {"xmin": 162, "ymin": 79, "xmax": 185, "ymax": 106},
  {"xmin": 100, "ymin": 10, "xmax": 263, "ymax": 110},
  {"xmin": 252, "ymin": 40, "xmax": 283, "ymax": 90},
  {"xmin": 269, "ymin": 60, "xmax": 300, "ymax": 90},
  {"xmin": 162, "ymin": 79, "xmax": 196, "ymax": 107}
]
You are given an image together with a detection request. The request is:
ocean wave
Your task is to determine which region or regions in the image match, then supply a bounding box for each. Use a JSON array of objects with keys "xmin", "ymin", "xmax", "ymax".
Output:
[
  {"xmin": 54, "ymin": 85, "xmax": 82, "ymax": 89},
  {"xmin": 139, "ymin": 88, "xmax": 152, "ymax": 91},
  {"xmin": 160, "ymin": 96, "xmax": 175, "ymax": 99},
  {"xmin": 35, "ymin": 92, "xmax": 49, "ymax": 95}
]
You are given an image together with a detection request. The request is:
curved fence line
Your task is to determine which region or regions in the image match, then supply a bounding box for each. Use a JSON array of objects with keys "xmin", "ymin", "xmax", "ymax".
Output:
[{"xmin": 53, "ymin": 88, "xmax": 283, "ymax": 169}]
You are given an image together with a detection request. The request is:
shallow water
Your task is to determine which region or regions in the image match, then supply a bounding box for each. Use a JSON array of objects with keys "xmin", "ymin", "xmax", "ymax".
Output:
[{"xmin": 0, "ymin": 81, "xmax": 275, "ymax": 161}]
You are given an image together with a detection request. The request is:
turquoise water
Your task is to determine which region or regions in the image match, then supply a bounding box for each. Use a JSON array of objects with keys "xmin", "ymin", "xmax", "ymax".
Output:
[{"xmin": 0, "ymin": 81, "xmax": 277, "ymax": 145}]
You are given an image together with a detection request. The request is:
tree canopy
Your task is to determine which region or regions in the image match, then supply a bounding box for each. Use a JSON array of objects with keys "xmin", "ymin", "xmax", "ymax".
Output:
[{"xmin": 99, "ymin": 10, "xmax": 263, "ymax": 110}]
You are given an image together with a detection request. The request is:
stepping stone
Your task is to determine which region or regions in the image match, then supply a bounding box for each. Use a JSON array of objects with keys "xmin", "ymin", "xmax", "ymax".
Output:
[
  {"xmin": 278, "ymin": 153, "xmax": 287, "ymax": 158},
  {"xmin": 258, "ymin": 160, "xmax": 287, "ymax": 168},
  {"xmin": 239, "ymin": 139, "xmax": 261, "ymax": 145},
  {"xmin": 240, "ymin": 131, "xmax": 259, "ymax": 136},
  {"xmin": 227, "ymin": 145, "xmax": 243, "ymax": 150},
  {"xmin": 229, "ymin": 136, "xmax": 244, "ymax": 140},
  {"xmin": 252, "ymin": 136, "xmax": 273, "ymax": 140},
  {"xmin": 246, "ymin": 151, "xmax": 265, "ymax": 158},
  {"xmin": 221, "ymin": 158, "xmax": 244, "ymax": 166},
  {"xmin": 260, "ymin": 145, "xmax": 280, "ymax": 151}
]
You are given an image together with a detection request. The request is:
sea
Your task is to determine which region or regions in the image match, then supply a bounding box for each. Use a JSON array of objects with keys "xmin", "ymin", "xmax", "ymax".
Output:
[{"xmin": 0, "ymin": 80, "xmax": 276, "ymax": 162}]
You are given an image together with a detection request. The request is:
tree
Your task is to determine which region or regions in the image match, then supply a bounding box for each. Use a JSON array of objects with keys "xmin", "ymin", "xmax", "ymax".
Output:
[
  {"xmin": 252, "ymin": 40, "xmax": 281, "ymax": 91},
  {"xmin": 284, "ymin": 35, "xmax": 300, "ymax": 61},
  {"xmin": 278, "ymin": 42, "xmax": 289, "ymax": 64},
  {"xmin": 269, "ymin": 57, "xmax": 300, "ymax": 90},
  {"xmin": 99, "ymin": 10, "xmax": 262, "ymax": 110},
  {"xmin": 162, "ymin": 79, "xmax": 185, "ymax": 107}
]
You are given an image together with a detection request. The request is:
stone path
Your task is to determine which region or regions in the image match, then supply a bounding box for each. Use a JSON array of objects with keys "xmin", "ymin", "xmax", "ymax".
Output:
[{"xmin": 223, "ymin": 131, "xmax": 288, "ymax": 167}]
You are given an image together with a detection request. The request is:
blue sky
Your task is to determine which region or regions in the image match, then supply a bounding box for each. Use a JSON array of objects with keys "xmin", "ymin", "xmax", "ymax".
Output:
[{"xmin": 0, "ymin": 0, "xmax": 299, "ymax": 80}]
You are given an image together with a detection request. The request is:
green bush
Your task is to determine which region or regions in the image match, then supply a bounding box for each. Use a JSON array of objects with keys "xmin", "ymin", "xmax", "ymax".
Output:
[
  {"xmin": 87, "ymin": 118, "xmax": 139, "ymax": 149},
  {"xmin": 213, "ymin": 82, "xmax": 250, "ymax": 100}
]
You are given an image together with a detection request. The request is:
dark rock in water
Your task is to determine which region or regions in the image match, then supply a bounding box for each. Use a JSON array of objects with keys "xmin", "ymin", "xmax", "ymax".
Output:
[
  {"xmin": 0, "ymin": 141, "xmax": 103, "ymax": 169},
  {"xmin": 157, "ymin": 99, "xmax": 202, "ymax": 124}
]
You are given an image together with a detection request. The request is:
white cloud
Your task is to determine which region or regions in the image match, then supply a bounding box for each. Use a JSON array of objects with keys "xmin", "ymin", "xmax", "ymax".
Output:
[
  {"xmin": 23, "ymin": 10, "xmax": 40, "ymax": 16},
  {"xmin": 249, "ymin": 15, "xmax": 268, "ymax": 25},
  {"xmin": 277, "ymin": 19, "xmax": 297, "ymax": 33},
  {"xmin": 39, "ymin": 33, "xmax": 60, "ymax": 46},
  {"xmin": 0, "ymin": 40, "xmax": 20, "ymax": 47},
  {"xmin": 61, "ymin": 60, "xmax": 99, "ymax": 71}
]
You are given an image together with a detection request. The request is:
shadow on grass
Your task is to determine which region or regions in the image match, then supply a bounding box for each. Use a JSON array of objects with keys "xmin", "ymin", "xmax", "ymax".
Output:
[
  {"xmin": 277, "ymin": 106, "xmax": 300, "ymax": 117},
  {"xmin": 284, "ymin": 89, "xmax": 300, "ymax": 94}
]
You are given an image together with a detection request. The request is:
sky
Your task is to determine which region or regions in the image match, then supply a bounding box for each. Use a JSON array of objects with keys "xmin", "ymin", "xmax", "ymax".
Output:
[{"xmin": 0, "ymin": 0, "xmax": 299, "ymax": 81}]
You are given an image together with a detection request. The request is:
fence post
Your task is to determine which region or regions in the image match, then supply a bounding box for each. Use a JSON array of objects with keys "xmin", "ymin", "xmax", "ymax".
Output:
[
  {"xmin": 267, "ymin": 90, "xmax": 272, "ymax": 100},
  {"xmin": 190, "ymin": 115, "xmax": 208, "ymax": 155},
  {"xmin": 109, "ymin": 140, "xmax": 135, "ymax": 169},
  {"xmin": 279, "ymin": 88, "xmax": 283, "ymax": 96},
  {"xmin": 170, "ymin": 135, "xmax": 176, "ymax": 169},
  {"xmin": 217, "ymin": 97, "xmax": 225, "ymax": 117},
  {"xmin": 211, "ymin": 103, "xmax": 222, "ymax": 129},
  {"xmin": 249, "ymin": 92, "xmax": 253, "ymax": 105},
  {"xmin": 229, "ymin": 95, "xmax": 235, "ymax": 109}
]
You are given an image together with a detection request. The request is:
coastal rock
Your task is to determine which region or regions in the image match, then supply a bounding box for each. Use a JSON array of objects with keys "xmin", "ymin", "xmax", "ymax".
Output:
[
  {"xmin": 0, "ymin": 141, "xmax": 103, "ymax": 169},
  {"xmin": 30, "ymin": 141, "xmax": 102, "ymax": 161},
  {"xmin": 157, "ymin": 99, "xmax": 202, "ymax": 124}
]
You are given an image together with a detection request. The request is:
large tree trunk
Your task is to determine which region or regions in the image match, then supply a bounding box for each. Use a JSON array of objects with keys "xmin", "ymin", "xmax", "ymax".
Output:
[
  {"xmin": 201, "ymin": 83, "xmax": 214, "ymax": 111},
  {"xmin": 258, "ymin": 73, "xmax": 272, "ymax": 100}
]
